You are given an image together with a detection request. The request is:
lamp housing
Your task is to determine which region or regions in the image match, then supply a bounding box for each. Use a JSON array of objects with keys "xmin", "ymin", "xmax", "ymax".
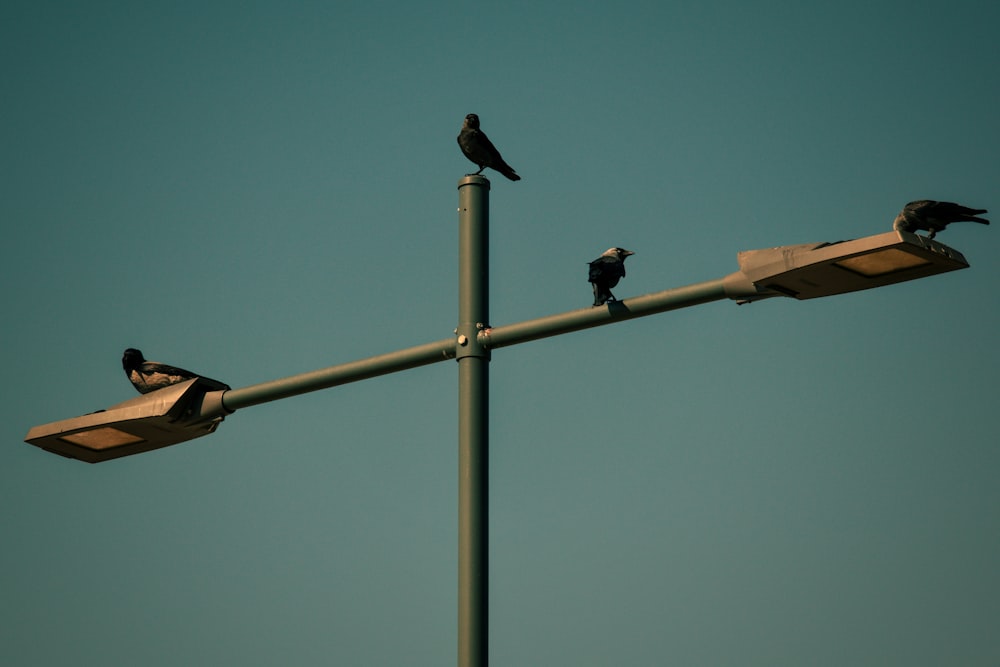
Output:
[{"xmin": 24, "ymin": 379, "xmax": 230, "ymax": 463}]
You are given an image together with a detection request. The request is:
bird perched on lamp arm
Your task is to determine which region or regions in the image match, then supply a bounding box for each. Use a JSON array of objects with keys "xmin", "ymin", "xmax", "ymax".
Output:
[
  {"xmin": 893, "ymin": 200, "xmax": 989, "ymax": 239},
  {"xmin": 122, "ymin": 348, "xmax": 230, "ymax": 395},
  {"xmin": 588, "ymin": 247, "xmax": 634, "ymax": 307}
]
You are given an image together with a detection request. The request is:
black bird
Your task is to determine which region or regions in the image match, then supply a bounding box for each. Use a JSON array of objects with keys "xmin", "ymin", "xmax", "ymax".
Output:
[
  {"xmin": 457, "ymin": 113, "xmax": 521, "ymax": 181},
  {"xmin": 893, "ymin": 200, "xmax": 989, "ymax": 239},
  {"xmin": 588, "ymin": 247, "xmax": 634, "ymax": 306},
  {"xmin": 122, "ymin": 348, "xmax": 230, "ymax": 395}
]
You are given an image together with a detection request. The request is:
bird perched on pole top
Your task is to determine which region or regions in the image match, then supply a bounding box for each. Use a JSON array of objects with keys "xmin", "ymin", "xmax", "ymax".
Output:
[
  {"xmin": 588, "ymin": 247, "xmax": 634, "ymax": 307},
  {"xmin": 122, "ymin": 348, "xmax": 230, "ymax": 395},
  {"xmin": 457, "ymin": 113, "xmax": 521, "ymax": 181},
  {"xmin": 892, "ymin": 200, "xmax": 989, "ymax": 239}
]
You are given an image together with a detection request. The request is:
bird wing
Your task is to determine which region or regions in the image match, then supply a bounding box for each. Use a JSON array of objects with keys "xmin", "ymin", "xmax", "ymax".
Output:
[
  {"xmin": 474, "ymin": 129, "xmax": 501, "ymax": 158},
  {"xmin": 465, "ymin": 129, "xmax": 503, "ymax": 166},
  {"xmin": 143, "ymin": 361, "xmax": 197, "ymax": 378},
  {"xmin": 588, "ymin": 259, "xmax": 608, "ymax": 281},
  {"xmin": 142, "ymin": 362, "xmax": 230, "ymax": 391},
  {"xmin": 589, "ymin": 257, "xmax": 625, "ymax": 282},
  {"xmin": 904, "ymin": 200, "xmax": 934, "ymax": 212}
]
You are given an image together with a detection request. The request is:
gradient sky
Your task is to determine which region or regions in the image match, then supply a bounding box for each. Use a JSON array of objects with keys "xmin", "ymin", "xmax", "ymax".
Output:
[{"xmin": 3, "ymin": 2, "xmax": 998, "ymax": 665}]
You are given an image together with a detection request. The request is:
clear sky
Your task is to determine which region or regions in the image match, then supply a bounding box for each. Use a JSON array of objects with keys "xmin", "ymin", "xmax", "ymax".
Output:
[{"xmin": 3, "ymin": 1, "xmax": 998, "ymax": 665}]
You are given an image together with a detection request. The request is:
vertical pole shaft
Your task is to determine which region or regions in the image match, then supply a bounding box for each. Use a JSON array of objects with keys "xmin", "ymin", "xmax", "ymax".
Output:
[{"xmin": 456, "ymin": 175, "xmax": 490, "ymax": 667}]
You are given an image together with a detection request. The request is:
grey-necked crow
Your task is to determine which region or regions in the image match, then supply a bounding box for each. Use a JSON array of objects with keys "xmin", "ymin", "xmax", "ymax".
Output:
[
  {"xmin": 893, "ymin": 200, "xmax": 988, "ymax": 239},
  {"xmin": 122, "ymin": 348, "xmax": 230, "ymax": 394},
  {"xmin": 457, "ymin": 113, "xmax": 521, "ymax": 181},
  {"xmin": 588, "ymin": 247, "xmax": 634, "ymax": 306}
]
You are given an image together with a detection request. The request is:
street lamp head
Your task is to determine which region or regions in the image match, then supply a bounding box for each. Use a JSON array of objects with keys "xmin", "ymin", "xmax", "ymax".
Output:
[
  {"xmin": 723, "ymin": 230, "xmax": 970, "ymax": 303},
  {"xmin": 24, "ymin": 378, "xmax": 231, "ymax": 463}
]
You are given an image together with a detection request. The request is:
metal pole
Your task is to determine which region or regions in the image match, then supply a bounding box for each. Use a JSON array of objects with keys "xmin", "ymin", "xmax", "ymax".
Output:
[{"xmin": 456, "ymin": 175, "xmax": 490, "ymax": 667}]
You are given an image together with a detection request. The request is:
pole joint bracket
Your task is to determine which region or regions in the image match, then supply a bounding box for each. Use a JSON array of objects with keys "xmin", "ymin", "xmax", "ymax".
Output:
[{"xmin": 454, "ymin": 322, "xmax": 491, "ymax": 361}]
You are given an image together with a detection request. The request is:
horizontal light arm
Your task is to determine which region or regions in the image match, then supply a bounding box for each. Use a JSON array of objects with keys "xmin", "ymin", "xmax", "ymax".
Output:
[
  {"xmin": 220, "ymin": 337, "xmax": 457, "ymax": 411},
  {"xmin": 480, "ymin": 277, "xmax": 739, "ymax": 350},
  {"xmin": 24, "ymin": 229, "xmax": 971, "ymax": 463}
]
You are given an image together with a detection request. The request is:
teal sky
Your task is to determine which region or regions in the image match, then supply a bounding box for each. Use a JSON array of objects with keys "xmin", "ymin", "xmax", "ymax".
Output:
[{"xmin": 3, "ymin": 2, "xmax": 998, "ymax": 665}]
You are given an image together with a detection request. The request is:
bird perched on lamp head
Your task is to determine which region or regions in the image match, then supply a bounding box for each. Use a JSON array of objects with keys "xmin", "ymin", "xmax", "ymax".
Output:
[
  {"xmin": 122, "ymin": 348, "xmax": 230, "ymax": 395},
  {"xmin": 588, "ymin": 247, "xmax": 634, "ymax": 307},
  {"xmin": 457, "ymin": 113, "xmax": 521, "ymax": 181},
  {"xmin": 892, "ymin": 200, "xmax": 988, "ymax": 239}
]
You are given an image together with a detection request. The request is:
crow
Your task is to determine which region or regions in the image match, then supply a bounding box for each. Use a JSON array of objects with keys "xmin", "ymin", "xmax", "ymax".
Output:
[
  {"xmin": 893, "ymin": 200, "xmax": 989, "ymax": 239},
  {"xmin": 122, "ymin": 348, "xmax": 230, "ymax": 395},
  {"xmin": 457, "ymin": 113, "xmax": 521, "ymax": 181},
  {"xmin": 588, "ymin": 247, "xmax": 634, "ymax": 306}
]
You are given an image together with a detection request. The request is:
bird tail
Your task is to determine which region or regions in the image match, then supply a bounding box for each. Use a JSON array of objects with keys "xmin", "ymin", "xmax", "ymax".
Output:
[
  {"xmin": 952, "ymin": 206, "xmax": 989, "ymax": 224},
  {"xmin": 498, "ymin": 163, "xmax": 520, "ymax": 181},
  {"xmin": 592, "ymin": 284, "xmax": 613, "ymax": 306}
]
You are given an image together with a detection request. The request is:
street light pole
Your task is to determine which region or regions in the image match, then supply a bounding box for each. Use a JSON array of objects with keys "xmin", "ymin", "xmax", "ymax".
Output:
[
  {"xmin": 456, "ymin": 175, "xmax": 490, "ymax": 667},
  {"xmin": 24, "ymin": 179, "xmax": 973, "ymax": 667}
]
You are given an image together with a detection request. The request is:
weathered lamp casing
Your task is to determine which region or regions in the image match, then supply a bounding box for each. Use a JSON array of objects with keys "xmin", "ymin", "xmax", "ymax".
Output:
[
  {"xmin": 24, "ymin": 379, "xmax": 229, "ymax": 463},
  {"xmin": 723, "ymin": 230, "xmax": 969, "ymax": 302}
]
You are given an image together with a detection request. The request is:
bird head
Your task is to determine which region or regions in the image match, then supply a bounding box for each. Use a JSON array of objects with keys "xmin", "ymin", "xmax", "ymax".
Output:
[
  {"xmin": 894, "ymin": 201, "xmax": 931, "ymax": 232},
  {"xmin": 122, "ymin": 348, "xmax": 146, "ymax": 372},
  {"xmin": 602, "ymin": 247, "xmax": 634, "ymax": 261},
  {"xmin": 892, "ymin": 210, "xmax": 911, "ymax": 231},
  {"xmin": 463, "ymin": 113, "xmax": 480, "ymax": 129}
]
